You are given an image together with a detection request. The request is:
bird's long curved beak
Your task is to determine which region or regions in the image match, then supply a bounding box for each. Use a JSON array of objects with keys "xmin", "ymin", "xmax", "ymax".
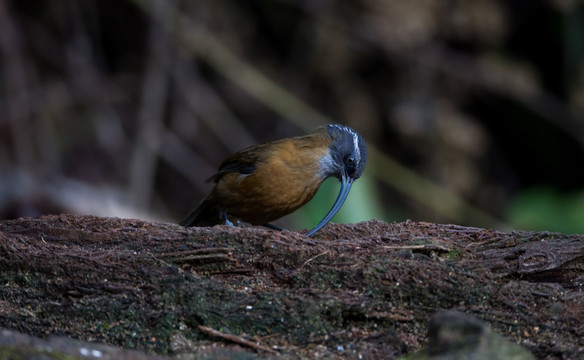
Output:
[{"xmin": 306, "ymin": 174, "xmax": 353, "ymax": 237}]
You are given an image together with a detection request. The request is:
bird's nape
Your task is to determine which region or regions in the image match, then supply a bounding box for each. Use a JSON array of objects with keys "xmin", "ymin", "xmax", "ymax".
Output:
[{"xmin": 306, "ymin": 174, "xmax": 354, "ymax": 237}]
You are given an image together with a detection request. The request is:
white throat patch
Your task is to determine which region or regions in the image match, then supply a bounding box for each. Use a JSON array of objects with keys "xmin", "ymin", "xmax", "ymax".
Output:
[{"xmin": 318, "ymin": 152, "xmax": 336, "ymax": 177}]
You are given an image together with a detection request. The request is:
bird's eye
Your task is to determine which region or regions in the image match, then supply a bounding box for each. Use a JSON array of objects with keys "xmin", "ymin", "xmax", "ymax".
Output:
[{"xmin": 345, "ymin": 155, "xmax": 354, "ymax": 164}]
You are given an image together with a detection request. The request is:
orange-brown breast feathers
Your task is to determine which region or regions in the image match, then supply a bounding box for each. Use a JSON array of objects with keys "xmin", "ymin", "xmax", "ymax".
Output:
[{"xmin": 208, "ymin": 129, "xmax": 332, "ymax": 224}]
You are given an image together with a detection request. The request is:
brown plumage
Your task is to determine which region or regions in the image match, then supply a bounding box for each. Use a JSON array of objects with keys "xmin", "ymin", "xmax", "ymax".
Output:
[{"xmin": 180, "ymin": 124, "xmax": 367, "ymax": 236}]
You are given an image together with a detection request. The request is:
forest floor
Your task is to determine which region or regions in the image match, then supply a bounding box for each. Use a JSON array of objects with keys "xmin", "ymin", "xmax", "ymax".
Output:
[{"xmin": 0, "ymin": 215, "xmax": 583, "ymax": 359}]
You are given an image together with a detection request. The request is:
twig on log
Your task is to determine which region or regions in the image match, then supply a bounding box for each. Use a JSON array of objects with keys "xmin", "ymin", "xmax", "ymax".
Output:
[
  {"xmin": 171, "ymin": 253, "xmax": 235, "ymax": 264},
  {"xmin": 301, "ymin": 251, "xmax": 330, "ymax": 268},
  {"xmin": 198, "ymin": 325, "xmax": 278, "ymax": 354},
  {"xmin": 158, "ymin": 247, "xmax": 231, "ymax": 257},
  {"xmin": 212, "ymin": 269, "xmax": 255, "ymax": 276},
  {"xmin": 382, "ymin": 244, "xmax": 451, "ymax": 252},
  {"xmin": 366, "ymin": 311, "xmax": 414, "ymax": 322}
]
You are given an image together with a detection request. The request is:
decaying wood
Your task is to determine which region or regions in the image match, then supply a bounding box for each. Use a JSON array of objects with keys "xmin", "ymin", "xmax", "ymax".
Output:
[{"xmin": 0, "ymin": 215, "xmax": 583, "ymax": 359}]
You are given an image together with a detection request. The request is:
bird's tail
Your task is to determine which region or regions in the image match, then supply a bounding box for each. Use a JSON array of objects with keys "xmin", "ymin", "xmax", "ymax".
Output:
[{"xmin": 179, "ymin": 199, "xmax": 222, "ymax": 227}]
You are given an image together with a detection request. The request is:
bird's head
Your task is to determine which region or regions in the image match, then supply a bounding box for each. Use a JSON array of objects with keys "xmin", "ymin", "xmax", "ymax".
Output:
[
  {"xmin": 325, "ymin": 124, "xmax": 367, "ymax": 181},
  {"xmin": 307, "ymin": 124, "xmax": 367, "ymax": 236}
]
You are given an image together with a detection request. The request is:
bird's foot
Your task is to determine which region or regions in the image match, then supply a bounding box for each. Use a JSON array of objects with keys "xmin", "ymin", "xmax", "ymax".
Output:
[
  {"xmin": 220, "ymin": 213, "xmax": 246, "ymax": 228},
  {"xmin": 220, "ymin": 211, "xmax": 235, "ymax": 227}
]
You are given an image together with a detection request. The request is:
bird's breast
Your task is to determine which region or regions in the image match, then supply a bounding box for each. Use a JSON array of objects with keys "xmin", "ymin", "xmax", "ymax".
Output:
[{"xmin": 212, "ymin": 143, "xmax": 330, "ymax": 224}]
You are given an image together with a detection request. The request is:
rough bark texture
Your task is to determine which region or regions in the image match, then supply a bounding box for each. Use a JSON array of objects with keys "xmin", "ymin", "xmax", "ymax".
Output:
[{"xmin": 0, "ymin": 215, "xmax": 583, "ymax": 359}]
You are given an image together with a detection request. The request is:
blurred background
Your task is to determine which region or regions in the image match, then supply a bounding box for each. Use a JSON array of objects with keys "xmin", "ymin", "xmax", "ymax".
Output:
[{"xmin": 1, "ymin": 0, "xmax": 584, "ymax": 233}]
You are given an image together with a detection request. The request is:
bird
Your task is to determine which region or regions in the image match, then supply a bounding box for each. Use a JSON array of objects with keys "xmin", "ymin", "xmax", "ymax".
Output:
[{"xmin": 179, "ymin": 124, "xmax": 367, "ymax": 236}]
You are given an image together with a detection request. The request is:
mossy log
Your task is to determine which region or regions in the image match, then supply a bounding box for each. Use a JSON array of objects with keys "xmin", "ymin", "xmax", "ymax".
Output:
[{"xmin": 0, "ymin": 215, "xmax": 583, "ymax": 359}]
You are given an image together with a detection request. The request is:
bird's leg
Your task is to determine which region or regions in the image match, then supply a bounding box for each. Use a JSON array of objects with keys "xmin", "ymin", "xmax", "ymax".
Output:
[
  {"xmin": 219, "ymin": 211, "xmax": 247, "ymax": 228},
  {"xmin": 220, "ymin": 211, "xmax": 234, "ymax": 226},
  {"xmin": 262, "ymin": 223, "xmax": 284, "ymax": 231}
]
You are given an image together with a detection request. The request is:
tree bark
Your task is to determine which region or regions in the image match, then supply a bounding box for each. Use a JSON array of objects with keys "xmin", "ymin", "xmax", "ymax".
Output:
[{"xmin": 0, "ymin": 215, "xmax": 582, "ymax": 359}]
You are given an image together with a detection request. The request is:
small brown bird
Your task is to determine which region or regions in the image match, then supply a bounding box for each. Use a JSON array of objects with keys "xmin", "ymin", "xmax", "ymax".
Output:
[{"xmin": 180, "ymin": 124, "xmax": 367, "ymax": 236}]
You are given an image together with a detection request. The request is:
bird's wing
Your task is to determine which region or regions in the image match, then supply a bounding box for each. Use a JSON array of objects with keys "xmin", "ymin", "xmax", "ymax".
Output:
[{"xmin": 205, "ymin": 143, "xmax": 271, "ymax": 184}]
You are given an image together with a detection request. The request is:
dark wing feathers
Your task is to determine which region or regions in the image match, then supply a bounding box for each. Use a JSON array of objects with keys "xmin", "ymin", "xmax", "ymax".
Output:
[
  {"xmin": 205, "ymin": 161, "xmax": 256, "ymax": 183},
  {"xmin": 205, "ymin": 143, "xmax": 272, "ymax": 184}
]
